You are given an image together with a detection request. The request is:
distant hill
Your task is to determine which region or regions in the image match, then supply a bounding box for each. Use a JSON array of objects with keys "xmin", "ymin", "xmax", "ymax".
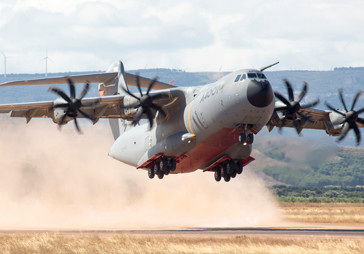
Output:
[{"xmin": 251, "ymin": 136, "xmax": 364, "ymax": 187}]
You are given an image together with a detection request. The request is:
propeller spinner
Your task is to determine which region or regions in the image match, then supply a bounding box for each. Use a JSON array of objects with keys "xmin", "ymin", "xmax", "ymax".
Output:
[
  {"xmin": 325, "ymin": 89, "xmax": 364, "ymax": 146},
  {"xmin": 122, "ymin": 74, "xmax": 169, "ymax": 129},
  {"xmin": 49, "ymin": 78, "xmax": 99, "ymax": 133}
]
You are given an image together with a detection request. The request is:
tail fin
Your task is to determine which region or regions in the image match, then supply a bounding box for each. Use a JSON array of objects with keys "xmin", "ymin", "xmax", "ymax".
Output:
[{"xmin": 98, "ymin": 61, "xmax": 130, "ymax": 140}]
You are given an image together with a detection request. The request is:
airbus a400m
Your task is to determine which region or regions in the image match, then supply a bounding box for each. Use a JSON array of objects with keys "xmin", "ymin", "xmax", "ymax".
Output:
[{"xmin": 1, "ymin": 61, "xmax": 364, "ymax": 182}]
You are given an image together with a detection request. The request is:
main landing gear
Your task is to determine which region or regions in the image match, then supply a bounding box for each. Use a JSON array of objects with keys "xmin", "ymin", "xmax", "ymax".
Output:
[
  {"xmin": 148, "ymin": 157, "xmax": 176, "ymax": 180},
  {"xmin": 214, "ymin": 160, "xmax": 243, "ymax": 182}
]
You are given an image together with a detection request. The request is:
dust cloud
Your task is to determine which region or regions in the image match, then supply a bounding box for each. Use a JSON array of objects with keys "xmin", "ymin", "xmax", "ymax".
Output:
[{"xmin": 0, "ymin": 119, "xmax": 282, "ymax": 229}]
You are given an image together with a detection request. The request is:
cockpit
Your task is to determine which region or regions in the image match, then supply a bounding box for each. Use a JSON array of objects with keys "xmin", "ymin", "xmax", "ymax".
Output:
[{"xmin": 234, "ymin": 72, "xmax": 267, "ymax": 82}]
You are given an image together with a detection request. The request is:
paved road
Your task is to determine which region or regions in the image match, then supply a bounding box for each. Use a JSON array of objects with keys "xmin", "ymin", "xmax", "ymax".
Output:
[{"xmin": 1, "ymin": 227, "xmax": 363, "ymax": 238}]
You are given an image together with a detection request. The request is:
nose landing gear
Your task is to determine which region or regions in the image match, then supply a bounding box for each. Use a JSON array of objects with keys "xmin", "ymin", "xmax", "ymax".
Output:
[{"xmin": 239, "ymin": 133, "xmax": 254, "ymax": 145}]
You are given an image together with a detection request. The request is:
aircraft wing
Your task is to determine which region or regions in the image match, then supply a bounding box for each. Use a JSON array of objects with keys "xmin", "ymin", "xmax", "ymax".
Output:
[
  {"xmin": 0, "ymin": 95, "xmax": 125, "ymax": 123},
  {"xmin": 0, "ymin": 72, "xmax": 175, "ymax": 90},
  {"xmin": 267, "ymin": 108, "xmax": 342, "ymax": 136}
]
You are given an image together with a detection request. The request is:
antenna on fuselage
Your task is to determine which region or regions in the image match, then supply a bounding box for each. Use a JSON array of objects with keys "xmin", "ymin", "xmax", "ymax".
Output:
[{"xmin": 260, "ymin": 61, "xmax": 280, "ymax": 72}]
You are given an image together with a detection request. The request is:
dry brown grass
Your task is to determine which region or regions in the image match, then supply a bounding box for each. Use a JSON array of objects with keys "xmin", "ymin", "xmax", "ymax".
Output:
[
  {"xmin": 280, "ymin": 202, "xmax": 364, "ymax": 223},
  {"xmin": 0, "ymin": 234, "xmax": 363, "ymax": 254}
]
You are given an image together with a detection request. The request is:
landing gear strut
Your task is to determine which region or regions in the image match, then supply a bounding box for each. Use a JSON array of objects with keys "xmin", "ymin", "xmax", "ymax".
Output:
[{"xmin": 239, "ymin": 133, "xmax": 254, "ymax": 145}]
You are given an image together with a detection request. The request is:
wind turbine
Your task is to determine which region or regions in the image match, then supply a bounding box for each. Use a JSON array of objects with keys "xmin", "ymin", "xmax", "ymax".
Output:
[
  {"xmin": 0, "ymin": 51, "xmax": 7, "ymax": 78},
  {"xmin": 42, "ymin": 49, "xmax": 52, "ymax": 77}
]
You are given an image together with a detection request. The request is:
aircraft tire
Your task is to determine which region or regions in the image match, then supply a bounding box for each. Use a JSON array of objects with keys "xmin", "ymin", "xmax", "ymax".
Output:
[
  {"xmin": 154, "ymin": 161, "xmax": 161, "ymax": 174},
  {"xmin": 247, "ymin": 133, "xmax": 254, "ymax": 144},
  {"xmin": 223, "ymin": 174, "xmax": 230, "ymax": 182},
  {"xmin": 148, "ymin": 166, "xmax": 155, "ymax": 179},
  {"xmin": 236, "ymin": 161, "xmax": 243, "ymax": 174},
  {"xmin": 157, "ymin": 170, "xmax": 164, "ymax": 179},
  {"xmin": 227, "ymin": 160, "xmax": 236, "ymax": 176},
  {"xmin": 164, "ymin": 167, "xmax": 170, "ymax": 175},
  {"xmin": 221, "ymin": 163, "xmax": 227, "ymax": 177},
  {"xmin": 169, "ymin": 158, "xmax": 176, "ymax": 172},
  {"xmin": 214, "ymin": 169, "xmax": 221, "ymax": 182},
  {"xmin": 160, "ymin": 157, "xmax": 168, "ymax": 172}
]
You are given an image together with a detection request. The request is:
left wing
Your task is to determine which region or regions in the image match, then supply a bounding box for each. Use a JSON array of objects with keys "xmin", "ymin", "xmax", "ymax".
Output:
[{"xmin": 0, "ymin": 95, "xmax": 125, "ymax": 123}]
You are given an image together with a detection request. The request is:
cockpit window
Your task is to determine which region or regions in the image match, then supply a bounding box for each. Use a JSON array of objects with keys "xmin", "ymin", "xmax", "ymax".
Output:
[
  {"xmin": 257, "ymin": 73, "xmax": 267, "ymax": 79},
  {"xmin": 247, "ymin": 73, "xmax": 257, "ymax": 79},
  {"xmin": 240, "ymin": 73, "xmax": 246, "ymax": 81},
  {"xmin": 234, "ymin": 74, "xmax": 241, "ymax": 82}
]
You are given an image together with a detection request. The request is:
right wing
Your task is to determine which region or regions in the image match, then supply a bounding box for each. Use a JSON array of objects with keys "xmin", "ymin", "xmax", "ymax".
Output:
[{"xmin": 0, "ymin": 72, "xmax": 175, "ymax": 90}]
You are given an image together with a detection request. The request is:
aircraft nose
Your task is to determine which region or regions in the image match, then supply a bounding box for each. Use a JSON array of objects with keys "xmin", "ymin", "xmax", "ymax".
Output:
[{"xmin": 247, "ymin": 79, "xmax": 273, "ymax": 107}]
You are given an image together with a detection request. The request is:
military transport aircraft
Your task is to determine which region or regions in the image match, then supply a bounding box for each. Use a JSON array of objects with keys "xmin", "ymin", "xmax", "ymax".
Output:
[{"xmin": 1, "ymin": 61, "xmax": 364, "ymax": 182}]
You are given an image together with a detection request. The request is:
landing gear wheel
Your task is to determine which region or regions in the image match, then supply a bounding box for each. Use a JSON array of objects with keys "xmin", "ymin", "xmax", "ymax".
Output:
[
  {"xmin": 236, "ymin": 161, "xmax": 243, "ymax": 174},
  {"xmin": 223, "ymin": 174, "xmax": 231, "ymax": 182},
  {"xmin": 160, "ymin": 157, "xmax": 168, "ymax": 172},
  {"xmin": 148, "ymin": 166, "xmax": 155, "ymax": 179},
  {"xmin": 214, "ymin": 169, "xmax": 221, "ymax": 182},
  {"xmin": 221, "ymin": 163, "xmax": 227, "ymax": 178},
  {"xmin": 164, "ymin": 167, "xmax": 170, "ymax": 175},
  {"xmin": 157, "ymin": 170, "xmax": 164, "ymax": 179},
  {"xmin": 239, "ymin": 133, "xmax": 247, "ymax": 144},
  {"xmin": 227, "ymin": 160, "xmax": 236, "ymax": 178},
  {"xmin": 168, "ymin": 158, "xmax": 176, "ymax": 172},
  {"xmin": 247, "ymin": 133, "xmax": 254, "ymax": 144}
]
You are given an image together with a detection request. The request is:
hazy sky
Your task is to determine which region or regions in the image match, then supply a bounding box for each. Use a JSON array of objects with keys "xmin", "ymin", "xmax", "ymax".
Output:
[{"xmin": 1, "ymin": 0, "xmax": 364, "ymax": 73}]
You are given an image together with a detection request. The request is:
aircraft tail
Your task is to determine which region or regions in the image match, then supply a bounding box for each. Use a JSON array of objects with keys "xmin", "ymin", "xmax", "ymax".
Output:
[{"xmin": 98, "ymin": 61, "xmax": 130, "ymax": 140}]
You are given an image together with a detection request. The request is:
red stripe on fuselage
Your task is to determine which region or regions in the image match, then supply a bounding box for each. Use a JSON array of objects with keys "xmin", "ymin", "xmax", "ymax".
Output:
[{"xmin": 173, "ymin": 128, "xmax": 242, "ymax": 174}]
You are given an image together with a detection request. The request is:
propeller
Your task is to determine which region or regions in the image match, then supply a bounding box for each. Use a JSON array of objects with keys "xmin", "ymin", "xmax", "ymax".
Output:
[
  {"xmin": 274, "ymin": 79, "xmax": 320, "ymax": 134},
  {"xmin": 325, "ymin": 89, "xmax": 364, "ymax": 146},
  {"xmin": 49, "ymin": 78, "xmax": 99, "ymax": 133},
  {"xmin": 122, "ymin": 74, "xmax": 169, "ymax": 128}
]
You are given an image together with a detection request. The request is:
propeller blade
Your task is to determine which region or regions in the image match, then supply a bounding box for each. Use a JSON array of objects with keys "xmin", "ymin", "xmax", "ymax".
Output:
[
  {"xmin": 325, "ymin": 101, "xmax": 346, "ymax": 116},
  {"xmin": 77, "ymin": 83, "xmax": 90, "ymax": 100},
  {"xmin": 78, "ymin": 108, "xmax": 96, "ymax": 121},
  {"xmin": 73, "ymin": 117, "xmax": 82, "ymax": 133},
  {"xmin": 357, "ymin": 107, "xmax": 364, "ymax": 115},
  {"xmin": 283, "ymin": 79, "xmax": 294, "ymax": 101},
  {"xmin": 351, "ymin": 90, "xmax": 363, "ymax": 111},
  {"xmin": 59, "ymin": 111, "xmax": 68, "ymax": 125},
  {"xmin": 296, "ymin": 82, "xmax": 308, "ymax": 103},
  {"xmin": 150, "ymin": 103, "xmax": 167, "ymax": 118},
  {"xmin": 356, "ymin": 117, "xmax": 364, "ymax": 124},
  {"xmin": 338, "ymin": 89, "xmax": 349, "ymax": 112},
  {"xmin": 135, "ymin": 74, "xmax": 143, "ymax": 97},
  {"xmin": 146, "ymin": 78, "xmax": 158, "ymax": 95},
  {"xmin": 274, "ymin": 92, "xmax": 290, "ymax": 106},
  {"xmin": 292, "ymin": 119, "xmax": 302, "ymax": 135},
  {"xmin": 297, "ymin": 111, "xmax": 314, "ymax": 123},
  {"xmin": 122, "ymin": 87, "xmax": 140, "ymax": 101},
  {"xmin": 49, "ymin": 87, "xmax": 72, "ymax": 103},
  {"xmin": 301, "ymin": 99, "xmax": 320, "ymax": 109},
  {"xmin": 352, "ymin": 123, "xmax": 361, "ymax": 146},
  {"xmin": 67, "ymin": 78, "xmax": 76, "ymax": 99},
  {"xmin": 337, "ymin": 122, "xmax": 351, "ymax": 142},
  {"xmin": 131, "ymin": 109, "xmax": 144, "ymax": 126},
  {"xmin": 145, "ymin": 108, "xmax": 154, "ymax": 128}
]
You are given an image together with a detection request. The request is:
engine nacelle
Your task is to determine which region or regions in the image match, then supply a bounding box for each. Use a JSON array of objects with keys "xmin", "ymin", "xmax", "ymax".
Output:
[
  {"xmin": 122, "ymin": 95, "xmax": 139, "ymax": 117},
  {"xmin": 51, "ymin": 98, "xmax": 69, "ymax": 125}
]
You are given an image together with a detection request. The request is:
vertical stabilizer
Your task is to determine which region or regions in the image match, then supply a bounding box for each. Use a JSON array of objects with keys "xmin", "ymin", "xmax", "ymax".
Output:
[{"xmin": 99, "ymin": 61, "xmax": 130, "ymax": 140}]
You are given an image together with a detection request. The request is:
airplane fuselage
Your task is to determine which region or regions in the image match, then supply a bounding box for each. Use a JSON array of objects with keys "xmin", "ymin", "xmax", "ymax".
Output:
[{"xmin": 109, "ymin": 69, "xmax": 275, "ymax": 174}]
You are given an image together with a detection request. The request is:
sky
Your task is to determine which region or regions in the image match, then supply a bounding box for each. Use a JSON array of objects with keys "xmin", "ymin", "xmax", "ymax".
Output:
[{"xmin": 1, "ymin": 0, "xmax": 364, "ymax": 74}]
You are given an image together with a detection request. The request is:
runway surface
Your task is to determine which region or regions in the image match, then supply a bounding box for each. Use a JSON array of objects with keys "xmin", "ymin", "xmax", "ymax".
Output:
[{"xmin": 1, "ymin": 226, "xmax": 363, "ymax": 238}]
